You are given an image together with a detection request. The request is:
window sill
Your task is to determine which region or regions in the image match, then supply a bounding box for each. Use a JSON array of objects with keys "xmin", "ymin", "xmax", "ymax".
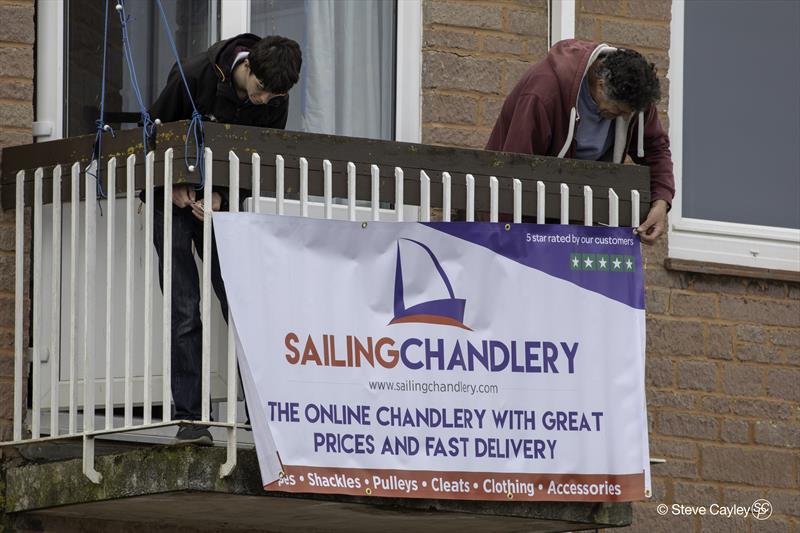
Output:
[{"xmin": 664, "ymin": 257, "xmax": 800, "ymax": 283}]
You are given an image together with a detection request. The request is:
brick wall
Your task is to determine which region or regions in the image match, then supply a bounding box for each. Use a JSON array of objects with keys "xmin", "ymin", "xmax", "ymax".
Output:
[
  {"xmin": 421, "ymin": 0, "xmax": 549, "ymax": 149},
  {"xmin": 572, "ymin": 2, "xmax": 800, "ymax": 532},
  {"xmin": 0, "ymin": 0, "xmax": 34, "ymax": 449}
]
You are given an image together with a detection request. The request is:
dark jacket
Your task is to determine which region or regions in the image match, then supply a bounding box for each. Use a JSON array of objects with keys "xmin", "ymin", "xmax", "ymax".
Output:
[
  {"xmin": 486, "ymin": 39, "xmax": 675, "ymax": 205},
  {"xmin": 149, "ymin": 33, "xmax": 289, "ymax": 129}
]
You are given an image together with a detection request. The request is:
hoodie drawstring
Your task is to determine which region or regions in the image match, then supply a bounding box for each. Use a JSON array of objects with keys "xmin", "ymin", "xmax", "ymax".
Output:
[
  {"xmin": 557, "ymin": 107, "xmax": 577, "ymax": 158},
  {"xmin": 637, "ymin": 111, "xmax": 644, "ymax": 157}
]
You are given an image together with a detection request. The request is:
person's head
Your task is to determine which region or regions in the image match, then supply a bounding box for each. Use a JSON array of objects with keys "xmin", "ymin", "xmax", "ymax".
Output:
[
  {"xmin": 590, "ymin": 48, "xmax": 660, "ymax": 120},
  {"xmin": 240, "ymin": 35, "xmax": 302, "ymax": 105}
]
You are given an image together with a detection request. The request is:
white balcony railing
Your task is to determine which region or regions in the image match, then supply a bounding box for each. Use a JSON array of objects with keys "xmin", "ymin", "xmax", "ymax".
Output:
[{"xmin": 6, "ymin": 145, "xmax": 641, "ymax": 483}]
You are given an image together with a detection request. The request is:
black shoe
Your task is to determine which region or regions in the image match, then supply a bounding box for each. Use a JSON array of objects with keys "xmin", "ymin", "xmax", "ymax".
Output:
[{"xmin": 174, "ymin": 424, "xmax": 213, "ymax": 446}]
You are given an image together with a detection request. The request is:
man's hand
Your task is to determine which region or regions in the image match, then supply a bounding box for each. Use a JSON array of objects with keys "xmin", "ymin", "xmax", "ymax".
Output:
[
  {"xmin": 172, "ymin": 184, "xmax": 196, "ymax": 208},
  {"xmin": 191, "ymin": 191, "xmax": 222, "ymax": 221},
  {"xmin": 635, "ymin": 199, "xmax": 669, "ymax": 245}
]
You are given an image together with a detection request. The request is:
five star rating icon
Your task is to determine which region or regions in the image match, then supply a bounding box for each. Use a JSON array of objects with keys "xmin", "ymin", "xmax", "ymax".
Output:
[{"xmin": 570, "ymin": 252, "xmax": 636, "ymax": 272}]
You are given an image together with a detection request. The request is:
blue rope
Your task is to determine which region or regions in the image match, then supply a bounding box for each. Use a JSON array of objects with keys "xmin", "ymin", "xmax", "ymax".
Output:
[
  {"xmin": 154, "ymin": 0, "xmax": 206, "ymax": 188},
  {"xmin": 115, "ymin": 0, "xmax": 158, "ymax": 162},
  {"xmin": 90, "ymin": 0, "xmax": 113, "ymax": 199}
]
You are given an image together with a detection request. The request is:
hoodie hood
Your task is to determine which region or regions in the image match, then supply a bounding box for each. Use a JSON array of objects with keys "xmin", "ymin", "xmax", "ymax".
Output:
[{"xmin": 207, "ymin": 33, "xmax": 261, "ymax": 81}]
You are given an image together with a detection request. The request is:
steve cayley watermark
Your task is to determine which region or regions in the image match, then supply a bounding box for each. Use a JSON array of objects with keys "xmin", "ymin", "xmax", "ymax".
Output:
[{"xmin": 656, "ymin": 499, "xmax": 773, "ymax": 521}]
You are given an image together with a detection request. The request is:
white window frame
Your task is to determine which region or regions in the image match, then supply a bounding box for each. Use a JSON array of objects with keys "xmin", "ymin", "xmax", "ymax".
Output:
[
  {"xmin": 35, "ymin": 0, "xmax": 421, "ymax": 143},
  {"xmin": 667, "ymin": 0, "xmax": 800, "ymax": 273},
  {"xmin": 548, "ymin": 0, "xmax": 575, "ymax": 47}
]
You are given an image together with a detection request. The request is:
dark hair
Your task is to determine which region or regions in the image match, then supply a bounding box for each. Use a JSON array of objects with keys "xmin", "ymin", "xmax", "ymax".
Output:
[
  {"xmin": 596, "ymin": 49, "xmax": 660, "ymax": 111},
  {"xmin": 248, "ymin": 35, "xmax": 302, "ymax": 93}
]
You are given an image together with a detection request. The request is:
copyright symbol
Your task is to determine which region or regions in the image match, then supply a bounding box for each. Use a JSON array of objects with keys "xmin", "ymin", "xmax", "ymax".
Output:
[{"xmin": 656, "ymin": 504, "xmax": 669, "ymax": 515}]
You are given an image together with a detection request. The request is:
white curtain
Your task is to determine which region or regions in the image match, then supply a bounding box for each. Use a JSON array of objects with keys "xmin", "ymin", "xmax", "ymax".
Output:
[
  {"xmin": 251, "ymin": 0, "xmax": 395, "ymax": 139},
  {"xmin": 302, "ymin": 0, "xmax": 394, "ymax": 139}
]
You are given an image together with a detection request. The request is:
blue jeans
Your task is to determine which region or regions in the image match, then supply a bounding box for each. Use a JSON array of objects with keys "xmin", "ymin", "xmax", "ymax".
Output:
[{"xmin": 153, "ymin": 203, "xmax": 228, "ymax": 421}]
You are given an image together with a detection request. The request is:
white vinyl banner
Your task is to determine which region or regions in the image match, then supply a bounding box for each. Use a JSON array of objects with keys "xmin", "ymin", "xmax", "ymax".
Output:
[{"xmin": 214, "ymin": 213, "xmax": 650, "ymax": 502}]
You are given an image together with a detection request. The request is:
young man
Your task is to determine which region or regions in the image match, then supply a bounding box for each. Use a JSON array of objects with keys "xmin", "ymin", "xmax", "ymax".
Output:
[
  {"xmin": 486, "ymin": 40, "xmax": 674, "ymax": 244},
  {"xmin": 149, "ymin": 34, "xmax": 302, "ymax": 445}
]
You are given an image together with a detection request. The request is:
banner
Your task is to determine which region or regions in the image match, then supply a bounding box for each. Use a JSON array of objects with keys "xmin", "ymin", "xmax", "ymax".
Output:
[{"xmin": 214, "ymin": 214, "xmax": 650, "ymax": 502}]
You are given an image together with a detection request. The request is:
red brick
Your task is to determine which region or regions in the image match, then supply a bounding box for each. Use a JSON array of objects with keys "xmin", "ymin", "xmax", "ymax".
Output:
[
  {"xmin": 424, "ymin": 1, "xmax": 504, "ymax": 30},
  {"xmin": 720, "ymin": 363, "xmax": 763, "ymax": 396},
  {"xmin": 706, "ymin": 325, "xmax": 734, "ymax": 360},
  {"xmin": 720, "ymin": 296, "xmax": 800, "ymax": 327},
  {"xmin": 505, "ymin": 8, "xmax": 548, "ymax": 37},
  {"xmin": 647, "ymin": 318, "xmax": 704, "ymax": 356},
  {"xmin": 701, "ymin": 445, "xmax": 796, "ymax": 488},
  {"xmin": 766, "ymin": 368, "xmax": 800, "ymax": 402},
  {"xmin": 659, "ymin": 412, "xmax": 718, "ymax": 440},
  {"xmin": 646, "ymin": 357, "xmax": 673, "ymax": 387},
  {"xmin": 0, "ymin": 4, "xmax": 34, "ymax": 44},
  {"xmin": 677, "ymin": 360, "xmax": 716, "ymax": 391},
  {"xmin": 670, "ymin": 291, "xmax": 717, "ymax": 318},
  {"xmin": 645, "ymin": 287, "xmax": 669, "ymax": 314},
  {"xmin": 754, "ymin": 421, "xmax": 799, "ymax": 448},
  {"xmin": 422, "ymin": 93, "xmax": 479, "ymax": 125},
  {"xmin": 600, "ymin": 20, "xmax": 671, "ymax": 49},
  {"xmin": 423, "ymin": 28, "xmax": 480, "ymax": 51},
  {"xmin": 720, "ymin": 418, "xmax": 750, "ymax": 444},
  {"xmin": 423, "ymin": 51, "xmax": 504, "ymax": 94}
]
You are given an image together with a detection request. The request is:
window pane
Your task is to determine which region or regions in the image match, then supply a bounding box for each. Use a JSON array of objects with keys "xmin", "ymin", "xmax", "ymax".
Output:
[
  {"xmin": 683, "ymin": 0, "xmax": 800, "ymax": 229},
  {"xmin": 251, "ymin": 0, "xmax": 396, "ymax": 140},
  {"xmin": 66, "ymin": 0, "xmax": 219, "ymax": 137}
]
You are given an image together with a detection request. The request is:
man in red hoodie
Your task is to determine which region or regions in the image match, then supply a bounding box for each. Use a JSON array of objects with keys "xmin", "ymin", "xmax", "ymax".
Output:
[{"xmin": 486, "ymin": 40, "xmax": 673, "ymax": 244}]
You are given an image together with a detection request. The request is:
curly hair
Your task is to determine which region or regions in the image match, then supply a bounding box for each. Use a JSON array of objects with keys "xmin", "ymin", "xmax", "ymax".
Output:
[
  {"xmin": 595, "ymin": 49, "xmax": 660, "ymax": 111},
  {"xmin": 248, "ymin": 35, "xmax": 302, "ymax": 94}
]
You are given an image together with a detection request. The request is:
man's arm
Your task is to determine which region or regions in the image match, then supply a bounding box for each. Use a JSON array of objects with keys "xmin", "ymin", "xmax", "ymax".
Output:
[
  {"xmin": 629, "ymin": 106, "xmax": 675, "ymax": 244},
  {"xmin": 149, "ymin": 62, "xmax": 196, "ymax": 124}
]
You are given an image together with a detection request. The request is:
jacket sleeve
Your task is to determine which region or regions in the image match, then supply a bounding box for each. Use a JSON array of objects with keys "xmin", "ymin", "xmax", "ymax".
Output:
[
  {"xmin": 149, "ymin": 62, "xmax": 196, "ymax": 123},
  {"xmin": 486, "ymin": 94, "xmax": 552, "ymax": 156},
  {"xmin": 629, "ymin": 106, "xmax": 675, "ymax": 206}
]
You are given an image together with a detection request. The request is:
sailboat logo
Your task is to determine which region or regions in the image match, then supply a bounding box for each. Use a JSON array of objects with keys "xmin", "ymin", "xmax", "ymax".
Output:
[{"xmin": 389, "ymin": 238, "xmax": 471, "ymax": 331}]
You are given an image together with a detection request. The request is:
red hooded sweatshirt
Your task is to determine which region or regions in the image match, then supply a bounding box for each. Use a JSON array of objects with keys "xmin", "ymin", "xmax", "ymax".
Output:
[{"xmin": 486, "ymin": 39, "xmax": 675, "ymax": 205}]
